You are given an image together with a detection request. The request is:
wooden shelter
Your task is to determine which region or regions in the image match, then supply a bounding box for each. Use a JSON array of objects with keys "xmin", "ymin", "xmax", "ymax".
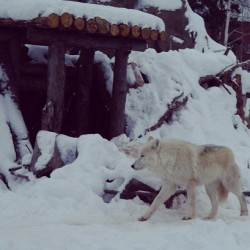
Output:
[{"xmin": 0, "ymin": 2, "xmax": 166, "ymax": 143}]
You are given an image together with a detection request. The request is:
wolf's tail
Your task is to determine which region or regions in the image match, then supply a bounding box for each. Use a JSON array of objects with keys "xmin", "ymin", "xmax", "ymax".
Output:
[{"xmin": 218, "ymin": 181, "xmax": 229, "ymax": 202}]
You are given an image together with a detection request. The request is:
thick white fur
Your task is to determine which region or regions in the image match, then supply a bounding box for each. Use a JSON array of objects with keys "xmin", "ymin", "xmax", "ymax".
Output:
[{"xmin": 132, "ymin": 137, "xmax": 248, "ymax": 221}]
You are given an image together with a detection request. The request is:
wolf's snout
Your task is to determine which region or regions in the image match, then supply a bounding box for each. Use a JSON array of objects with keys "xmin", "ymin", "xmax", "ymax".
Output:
[{"xmin": 131, "ymin": 164, "xmax": 135, "ymax": 169}]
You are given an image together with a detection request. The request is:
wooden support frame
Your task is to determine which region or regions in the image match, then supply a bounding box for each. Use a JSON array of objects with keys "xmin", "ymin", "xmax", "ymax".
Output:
[
  {"xmin": 41, "ymin": 41, "xmax": 65, "ymax": 133},
  {"xmin": 109, "ymin": 49, "xmax": 130, "ymax": 139}
]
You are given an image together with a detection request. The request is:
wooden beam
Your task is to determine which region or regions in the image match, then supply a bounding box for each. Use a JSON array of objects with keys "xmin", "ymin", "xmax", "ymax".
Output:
[
  {"xmin": 109, "ymin": 49, "xmax": 130, "ymax": 139},
  {"xmin": 0, "ymin": 27, "xmax": 25, "ymax": 42},
  {"xmin": 41, "ymin": 41, "xmax": 65, "ymax": 133},
  {"xmin": 26, "ymin": 27, "xmax": 147, "ymax": 51},
  {"xmin": 75, "ymin": 48, "xmax": 95, "ymax": 136}
]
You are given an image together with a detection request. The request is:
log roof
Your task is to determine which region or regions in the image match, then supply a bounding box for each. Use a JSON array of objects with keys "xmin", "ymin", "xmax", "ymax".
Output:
[{"xmin": 0, "ymin": 0, "xmax": 167, "ymax": 42}]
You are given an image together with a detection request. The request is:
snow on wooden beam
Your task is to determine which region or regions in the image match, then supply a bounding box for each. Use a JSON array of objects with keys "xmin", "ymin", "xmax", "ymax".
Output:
[
  {"xmin": 0, "ymin": 1, "xmax": 165, "ymax": 30},
  {"xmin": 26, "ymin": 27, "xmax": 148, "ymax": 51},
  {"xmin": 41, "ymin": 41, "xmax": 65, "ymax": 133},
  {"xmin": 109, "ymin": 49, "xmax": 130, "ymax": 139}
]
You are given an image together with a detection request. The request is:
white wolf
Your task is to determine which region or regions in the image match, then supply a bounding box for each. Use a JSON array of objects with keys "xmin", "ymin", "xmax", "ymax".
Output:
[{"xmin": 131, "ymin": 137, "xmax": 248, "ymax": 221}]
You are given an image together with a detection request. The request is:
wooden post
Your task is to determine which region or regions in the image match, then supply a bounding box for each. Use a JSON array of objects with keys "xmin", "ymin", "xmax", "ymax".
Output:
[
  {"xmin": 41, "ymin": 41, "xmax": 65, "ymax": 133},
  {"xmin": 109, "ymin": 49, "xmax": 130, "ymax": 139},
  {"xmin": 8, "ymin": 39, "xmax": 21, "ymax": 95},
  {"xmin": 75, "ymin": 48, "xmax": 95, "ymax": 136}
]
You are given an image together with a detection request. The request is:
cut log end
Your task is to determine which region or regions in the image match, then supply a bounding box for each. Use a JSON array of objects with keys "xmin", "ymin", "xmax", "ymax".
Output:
[
  {"xmin": 131, "ymin": 25, "xmax": 141, "ymax": 38},
  {"xmin": 141, "ymin": 27, "xmax": 151, "ymax": 40},
  {"xmin": 86, "ymin": 18, "xmax": 98, "ymax": 34},
  {"xmin": 110, "ymin": 24, "xmax": 120, "ymax": 36},
  {"xmin": 160, "ymin": 31, "xmax": 167, "ymax": 41},
  {"xmin": 47, "ymin": 13, "xmax": 60, "ymax": 28},
  {"xmin": 150, "ymin": 29, "xmax": 159, "ymax": 41},
  {"xmin": 96, "ymin": 17, "xmax": 110, "ymax": 34},
  {"xmin": 60, "ymin": 12, "xmax": 73, "ymax": 28},
  {"xmin": 119, "ymin": 23, "xmax": 130, "ymax": 37},
  {"xmin": 74, "ymin": 17, "xmax": 85, "ymax": 30}
]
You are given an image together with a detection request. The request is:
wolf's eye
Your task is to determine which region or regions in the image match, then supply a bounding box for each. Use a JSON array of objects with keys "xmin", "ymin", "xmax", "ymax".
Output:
[{"xmin": 141, "ymin": 154, "xmax": 144, "ymax": 158}]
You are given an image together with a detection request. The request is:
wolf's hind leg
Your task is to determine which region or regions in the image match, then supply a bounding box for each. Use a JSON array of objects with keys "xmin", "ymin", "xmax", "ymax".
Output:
[
  {"xmin": 138, "ymin": 183, "xmax": 176, "ymax": 221},
  {"xmin": 205, "ymin": 181, "xmax": 219, "ymax": 219},
  {"xmin": 226, "ymin": 187, "xmax": 248, "ymax": 216},
  {"xmin": 222, "ymin": 166, "xmax": 248, "ymax": 216}
]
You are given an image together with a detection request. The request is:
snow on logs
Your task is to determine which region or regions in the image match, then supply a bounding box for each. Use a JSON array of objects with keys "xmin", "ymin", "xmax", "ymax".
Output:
[{"xmin": 0, "ymin": 13, "xmax": 167, "ymax": 42}]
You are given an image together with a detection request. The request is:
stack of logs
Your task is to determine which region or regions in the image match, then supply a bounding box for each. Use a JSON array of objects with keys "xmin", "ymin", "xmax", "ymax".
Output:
[{"xmin": 0, "ymin": 12, "xmax": 167, "ymax": 41}]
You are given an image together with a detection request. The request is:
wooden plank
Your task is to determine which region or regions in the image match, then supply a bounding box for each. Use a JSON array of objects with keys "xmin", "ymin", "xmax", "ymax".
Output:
[
  {"xmin": 41, "ymin": 41, "xmax": 65, "ymax": 133},
  {"xmin": 75, "ymin": 48, "xmax": 95, "ymax": 136},
  {"xmin": 109, "ymin": 49, "xmax": 130, "ymax": 139},
  {"xmin": 26, "ymin": 27, "xmax": 147, "ymax": 51}
]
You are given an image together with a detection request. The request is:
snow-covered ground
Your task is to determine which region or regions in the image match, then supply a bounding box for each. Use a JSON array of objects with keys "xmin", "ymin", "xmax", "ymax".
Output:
[
  {"xmin": 0, "ymin": 0, "xmax": 250, "ymax": 250},
  {"xmin": 1, "ymin": 48, "xmax": 250, "ymax": 250}
]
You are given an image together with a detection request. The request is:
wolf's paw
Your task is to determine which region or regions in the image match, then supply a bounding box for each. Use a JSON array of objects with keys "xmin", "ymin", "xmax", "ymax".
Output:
[
  {"xmin": 138, "ymin": 216, "xmax": 148, "ymax": 222},
  {"xmin": 203, "ymin": 216, "xmax": 215, "ymax": 220},
  {"xmin": 182, "ymin": 216, "xmax": 193, "ymax": 220},
  {"xmin": 240, "ymin": 210, "xmax": 248, "ymax": 216}
]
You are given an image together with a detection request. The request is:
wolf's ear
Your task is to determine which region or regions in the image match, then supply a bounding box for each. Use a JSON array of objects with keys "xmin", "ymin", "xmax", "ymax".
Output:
[
  {"xmin": 148, "ymin": 136, "xmax": 154, "ymax": 142},
  {"xmin": 152, "ymin": 139, "xmax": 160, "ymax": 150}
]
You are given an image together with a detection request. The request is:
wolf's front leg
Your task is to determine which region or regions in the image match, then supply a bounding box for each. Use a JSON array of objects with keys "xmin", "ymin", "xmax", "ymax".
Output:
[
  {"xmin": 139, "ymin": 183, "xmax": 176, "ymax": 221},
  {"xmin": 182, "ymin": 179, "xmax": 197, "ymax": 220}
]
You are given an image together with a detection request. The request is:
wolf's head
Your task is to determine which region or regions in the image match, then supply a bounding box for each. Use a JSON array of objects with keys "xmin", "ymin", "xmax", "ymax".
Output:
[{"xmin": 131, "ymin": 137, "xmax": 160, "ymax": 170}]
